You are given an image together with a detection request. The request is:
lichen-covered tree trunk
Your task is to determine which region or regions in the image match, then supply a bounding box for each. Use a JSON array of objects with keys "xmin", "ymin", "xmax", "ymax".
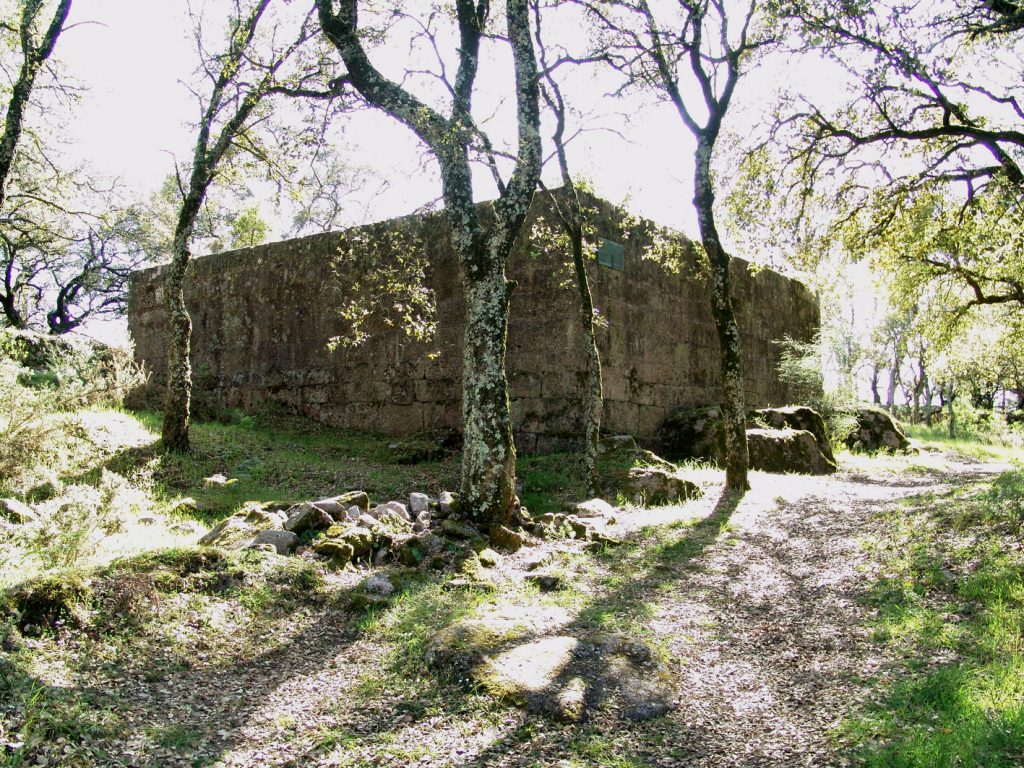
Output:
[
  {"xmin": 162, "ymin": 189, "xmax": 206, "ymax": 452},
  {"xmin": 695, "ymin": 139, "xmax": 749, "ymax": 491},
  {"xmin": 571, "ymin": 221, "xmax": 603, "ymax": 496},
  {"xmin": 0, "ymin": 0, "xmax": 72, "ymax": 214},
  {"xmin": 459, "ymin": 246, "xmax": 518, "ymax": 525},
  {"xmin": 161, "ymin": 238, "xmax": 193, "ymax": 452}
]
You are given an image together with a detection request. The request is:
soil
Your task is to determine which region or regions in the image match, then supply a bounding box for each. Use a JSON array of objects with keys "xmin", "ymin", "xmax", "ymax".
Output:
[{"xmin": 11, "ymin": 449, "xmax": 1013, "ymax": 767}]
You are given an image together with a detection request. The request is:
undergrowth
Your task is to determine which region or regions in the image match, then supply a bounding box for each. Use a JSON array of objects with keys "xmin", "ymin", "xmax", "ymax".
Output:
[{"xmin": 846, "ymin": 466, "xmax": 1024, "ymax": 767}]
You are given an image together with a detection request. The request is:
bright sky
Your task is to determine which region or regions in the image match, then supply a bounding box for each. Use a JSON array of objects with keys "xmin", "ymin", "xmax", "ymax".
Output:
[
  {"xmin": 50, "ymin": 0, "xmax": 844, "ymax": 346},
  {"xmin": 53, "ymin": 0, "xmax": 734, "ymax": 238}
]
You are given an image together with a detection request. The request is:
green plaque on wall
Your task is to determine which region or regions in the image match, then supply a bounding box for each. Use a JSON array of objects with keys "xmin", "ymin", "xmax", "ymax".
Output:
[{"xmin": 597, "ymin": 238, "xmax": 625, "ymax": 271}]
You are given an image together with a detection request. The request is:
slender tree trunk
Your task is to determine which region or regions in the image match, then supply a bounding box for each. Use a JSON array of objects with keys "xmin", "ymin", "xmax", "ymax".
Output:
[
  {"xmin": 947, "ymin": 391, "xmax": 956, "ymax": 439},
  {"xmin": 0, "ymin": 0, "xmax": 72, "ymax": 214},
  {"xmin": 162, "ymin": 238, "xmax": 193, "ymax": 452},
  {"xmin": 885, "ymin": 357, "xmax": 898, "ymax": 412},
  {"xmin": 870, "ymin": 364, "xmax": 882, "ymax": 404},
  {"xmin": 162, "ymin": 189, "xmax": 205, "ymax": 452},
  {"xmin": 572, "ymin": 227, "xmax": 603, "ymax": 497},
  {"xmin": 694, "ymin": 138, "xmax": 748, "ymax": 491}
]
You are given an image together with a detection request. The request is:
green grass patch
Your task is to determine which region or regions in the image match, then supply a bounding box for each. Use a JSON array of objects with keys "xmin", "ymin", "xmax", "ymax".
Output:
[{"xmin": 845, "ymin": 469, "xmax": 1024, "ymax": 767}]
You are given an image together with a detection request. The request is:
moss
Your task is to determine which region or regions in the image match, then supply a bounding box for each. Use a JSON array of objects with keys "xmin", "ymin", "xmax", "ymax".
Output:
[{"xmin": 5, "ymin": 572, "xmax": 92, "ymax": 632}]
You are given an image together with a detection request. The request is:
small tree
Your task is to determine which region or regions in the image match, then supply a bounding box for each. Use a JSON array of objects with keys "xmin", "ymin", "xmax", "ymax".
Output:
[
  {"xmin": 314, "ymin": 0, "xmax": 543, "ymax": 527},
  {"xmin": 582, "ymin": 0, "xmax": 774, "ymax": 491},
  {"xmin": 162, "ymin": 0, "xmax": 339, "ymax": 451}
]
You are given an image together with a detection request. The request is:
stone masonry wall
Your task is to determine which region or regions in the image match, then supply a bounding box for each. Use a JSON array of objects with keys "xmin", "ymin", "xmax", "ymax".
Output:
[{"xmin": 128, "ymin": 192, "xmax": 819, "ymax": 451}]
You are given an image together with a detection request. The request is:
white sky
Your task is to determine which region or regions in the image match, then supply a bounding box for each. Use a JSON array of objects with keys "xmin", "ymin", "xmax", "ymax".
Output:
[
  {"xmin": 50, "ymin": 0, "xmax": 845, "ymax": 345},
  {"xmin": 53, "ymin": 0, "xmax": 745, "ymax": 237}
]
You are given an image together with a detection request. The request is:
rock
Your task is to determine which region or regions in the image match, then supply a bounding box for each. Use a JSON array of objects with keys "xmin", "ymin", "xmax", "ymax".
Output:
[
  {"xmin": 7, "ymin": 573, "xmax": 93, "ymax": 633},
  {"xmin": 0, "ymin": 498, "xmax": 36, "ymax": 524},
  {"xmin": 283, "ymin": 503, "xmax": 334, "ymax": 534},
  {"xmin": 598, "ymin": 434, "xmax": 638, "ymax": 453},
  {"xmin": 312, "ymin": 491, "xmax": 369, "ymax": 520},
  {"xmin": 358, "ymin": 513, "xmax": 379, "ymax": 528},
  {"xmin": 438, "ymin": 491, "xmax": 459, "ymax": 517},
  {"xmin": 250, "ymin": 529, "xmax": 299, "ymax": 555},
  {"xmin": 317, "ymin": 524, "xmax": 374, "ymax": 561},
  {"xmin": 345, "ymin": 505, "xmax": 363, "ymax": 521},
  {"xmin": 385, "ymin": 501, "xmax": 411, "ymax": 521},
  {"xmin": 842, "ymin": 406, "xmax": 912, "ymax": 453},
  {"xmin": 625, "ymin": 467, "xmax": 702, "ymax": 506},
  {"xmin": 169, "ymin": 497, "xmax": 201, "ymax": 515},
  {"xmin": 314, "ymin": 539, "xmax": 355, "ymax": 566},
  {"xmin": 477, "ymin": 548, "xmax": 500, "ymax": 568},
  {"xmin": 349, "ymin": 592, "xmax": 392, "ymax": 610},
  {"xmin": 489, "ymin": 524, "xmax": 525, "ymax": 553},
  {"xmin": 443, "ymin": 577, "xmax": 497, "ymax": 592},
  {"xmin": 756, "ymin": 406, "xmax": 835, "ymax": 465},
  {"xmin": 374, "ymin": 509, "xmax": 414, "ymax": 535},
  {"xmin": 747, "ymin": 428, "xmax": 837, "ymax": 475},
  {"xmin": 199, "ymin": 506, "xmax": 282, "ymax": 550},
  {"xmin": 657, "ymin": 406, "xmax": 726, "ymax": 463},
  {"xmin": 442, "ymin": 519, "xmax": 480, "ymax": 540},
  {"xmin": 409, "ymin": 492, "xmax": 431, "ymax": 514},
  {"xmin": 396, "ymin": 532, "xmax": 445, "ymax": 566},
  {"xmin": 572, "ymin": 498, "xmax": 620, "ymax": 522},
  {"xmin": 523, "ymin": 551, "xmax": 553, "ymax": 571},
  {"xmin": 359, "ymin": 572, "xmax": 396, "ymax": 597},
  {"xmin": 202, "ymin": 473, "xmax": 235, "ymax": 488},
  {"xmin": 425, "ymin": 606, "xmax": 674, "ymax": 722},
  {"xmin": 526, "ymin": 573, "xmax": 565, "ymax": 592}
]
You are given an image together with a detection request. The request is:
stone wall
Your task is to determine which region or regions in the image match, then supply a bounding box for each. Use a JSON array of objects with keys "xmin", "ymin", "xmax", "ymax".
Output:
[{"xmin": 128, "ymin": 192, "xmax": 819, "ymax": 451}]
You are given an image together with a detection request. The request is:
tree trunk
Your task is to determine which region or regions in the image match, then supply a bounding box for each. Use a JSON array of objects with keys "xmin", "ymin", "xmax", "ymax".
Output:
[
  {"xmin": 162, "ymin": 186, "xmax": 206, "ymax": 452},
  {"xmin": 0, "ymin": 0, "xmax": 72, "ymax": 214},
  {"xmin": 885, "ymin": 355, "xmax": 898, "ymax": 413},
  {"xmin": 947, "ymin": 391, "xmax": 956, "ymax": 439},
  {"xmin": 458, "ymin": 240, "xmax": 518, "ymax": 526},
  {"xmin": 694, "ymin": 138, "xmax": 748, "ymax": 491},
  {"xmin": 161, "ymin": 234, "xmax": 193, "ymax": 452},
  {"xmin": 571, "ymin": 216, "xmax": 603, "ymax": 496},
  {"xmin": 870, "ymin": 364, "xmax": 881, "ymax": 404}
]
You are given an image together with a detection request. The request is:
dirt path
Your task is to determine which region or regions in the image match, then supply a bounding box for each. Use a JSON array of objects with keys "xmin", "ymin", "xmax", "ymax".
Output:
[{"xmin": 66, "ymin": 452, "xmax": 1013, "ymax": 767}]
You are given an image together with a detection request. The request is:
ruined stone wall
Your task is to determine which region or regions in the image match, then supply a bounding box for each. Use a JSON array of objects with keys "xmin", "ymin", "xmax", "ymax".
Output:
[{"xmin": 128, "ymin": 193, "xmax": 819, "ymax": 451}]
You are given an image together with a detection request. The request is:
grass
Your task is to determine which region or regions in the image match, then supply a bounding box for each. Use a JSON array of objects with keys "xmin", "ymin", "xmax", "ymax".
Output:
[{"xmin": 844, "ymin": 467, "xmax": 1024, "ymax": 767}]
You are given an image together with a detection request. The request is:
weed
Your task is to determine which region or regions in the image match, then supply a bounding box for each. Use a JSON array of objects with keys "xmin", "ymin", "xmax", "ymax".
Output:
[{"xmin": 844, "ymin": 470, "xmax": 1024, "ymax": 766}]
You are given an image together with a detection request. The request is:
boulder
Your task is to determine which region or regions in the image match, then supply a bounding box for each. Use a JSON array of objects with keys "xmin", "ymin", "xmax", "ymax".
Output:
[
  {"xmin": 283, "ymin": 503, "xmax": 334, "ymax": 534},
  {"xmin": 842, "ymin": 406, "xmax": 911, "ymax": 453},
  {"xmin": 657, "ymin": 406, "xmax": 726, "ymax": 463},
  {"xmin": 314, "ymin": 539, "xmax": 355, "ymax": 566},
  {"xmin": 746, "ymin": 428, "xmax": 837, "ymax": 475},
  {"xmin": 0, "ymin": 498, "xmax": 36, "ymax": 524},
  {"xmin": 199, "ymin": 505, "xmax": 282, "ymax": 550},
  {"xmin": 625, "ymin": 467, "xmax": 702, "ymax": 506},
  {"xmin": 409, "ymin": 492, "xmax": 431, "ymax": 514},
  {"xmin": 250, "ymin": 529, "xmax": 299, "ymax": 555},
  {"xmin": 755, "ymin": 406, "xmax": 835, "ymax": 464},
  {"xmin": 477, "ymin": 548, "xmax": 500, "ymax": 568}
]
